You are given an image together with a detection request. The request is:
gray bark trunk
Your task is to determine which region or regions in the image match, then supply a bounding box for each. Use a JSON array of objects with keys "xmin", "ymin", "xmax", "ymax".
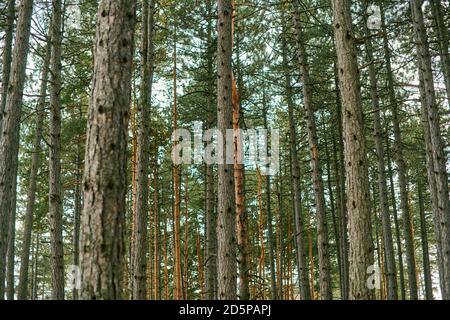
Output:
[
  {"xmin": 292, "ymin": 0, "xmax": 331, "ymax": 300},
  {"xmin": 281, "ymin": 26, "xmax": 311, "ymax": 300},
  {"xmin": 0, "ymin": 0, "xmax": 15, "ymax": 133},
  {"xmin": 48, "ymin": 0, "xmax": 65, "ymax": 300},
  {"xmin": 417, "ymin": 179, "xmax": 433, "ymax": 300},
  {"xmin": 133, "ymin": 0, "xmax": 155, "ymax": 300},
  {"xmin": 216, "ymin": 0, "xmax": 237, "ymax": 300},
  {"xmin": 17, "ymin": 29, "xmax": 52, "ymax": 300},
  {"xmin": 332, "ymin": 0, "xmax": 373, "ymax": 300},
  {"xmin": 80, "ymin": 0, "xmax": 136, "ymax": 300},
  {"xmin": 411, "ymin": 0, "xmax": 450, "ymax": 299},
  {"xmin": 430, "ymin": 0, "xmax": 450, "ymax": 106},
  {"xmin": 0, "ymin": 0, "xmax": 34, "ymax": 299},
  {"xmin": 204, "ymin": 0, "xmax": 217, "ymax": 301},
  {"xmin": 363, "ymin": 10, "xmax": 397, "ymax": 299}
]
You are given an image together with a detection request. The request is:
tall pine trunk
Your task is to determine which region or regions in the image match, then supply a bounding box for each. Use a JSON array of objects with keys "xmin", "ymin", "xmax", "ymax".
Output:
[
  {"xmin": 332, "ymin": 0, "xmax": 373, "ymax": 300},
  {"xmin": 363, "ymin": 9, "xmax": 397, "ymax": 299},
  {"xmin": 80, "ymin": 0, "xmax": 136, "ymax": 300},
  {"xmin": 17, "ymin": 30, "xmax": 52, "ymax": 300},
  {"xmin": 0, "ymin": 0, "xmax": 34, "ymax": 299},
  {"xmin": 292, "ymin": 0, "xmax": 331, "ymax": 299},
  {"xmin": 0, "ymin": 0, "xmax": 15, "ymax": 132},
  {"xmin": 216, "ymin": 0, "xmax": 237, "ymax": 300},
  {"xmin": 48, "ymin": 0, "xmax": 65, "ymax": 300},
  {"xmin": 411, "ymin": 0, "xmax": 450, "ymax": 299},
  {"xmin": 281, "ymin": 25, "xmax": 311, "ymax": 300}
]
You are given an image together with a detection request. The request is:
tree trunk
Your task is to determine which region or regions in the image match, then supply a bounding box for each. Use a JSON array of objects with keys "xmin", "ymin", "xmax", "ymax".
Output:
[
  {"xmin": 262, "ymin": 92, "xmax": 277, "ymax": 300},
  {"xmin": 386, "ymin": 137, "xmax": 407, "ymax": 300},
  {"xmin": 0, "ymin": 0, "xmax": 34, "ymax": 299},
  {"xmin": 73, "ymin": 118, "xmax": 82, "ymax": 300},
  {"xmin": 417, "ymin": 179, "xmax": 433, "ymax": 300},
  {"xmin": 430, "ymin": 0, "xmax": 450, "ymax": 106},
  {"xmin": 331, "ymin": 0, "xmax": 373, "ymax": 300},
  {"xmin": 48, "ymin": 0, "xmax": 65, "ymax": 300},
  {"xmin": 281, "ymin": 25, "xmax": 310, "ymax": 300},
  {"xmin": 0, "ymin": 0, "xmax": 15, "ymax": 133},
  {"xmin": 292, "ymin": 0, "xmax": 331, "ymax": 299},
  {"xmin": 79, "ymin": 0, "xmax": 136, "ymax": 300},
  {"xmin": 216, "ymin": 0, "xmax": 237, "ymax": 300},
  {"xmin": 133, "ymin": 0, "xmax": 155, "ymax": 300},
  {"xmin": 411, "ymin": 0, "xmax": 450, "ymax": 299},
  {"xmin": 332, "ymin": 64, "xmax": 349, "ymax": 300},
  {"xmin": 204, "ymin": 0, "xmax": 218, "ymax": 301},
  {"xmin": 17, "ymin": 30, "xmax": 52, "ymax": 300},
  {"xmin": 363, "ymin": 10, "xmax": 397, "ymax": 299}
]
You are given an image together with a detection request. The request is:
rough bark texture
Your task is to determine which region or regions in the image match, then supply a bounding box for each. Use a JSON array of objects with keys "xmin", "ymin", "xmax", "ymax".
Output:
[
  {"xmin": 0, "ymin": 0, "xmax": 34, "ymax": 299},
  {"xmin": 48, "ymin": 0, "xmax": 65, "ymax": 300},
  {"xmin": 281, "ymin": 27, "xmax": 311, "ymax": 300},
  {"xmin": 17, "ymin": 32, "xmax": 52, "ymax": 300},
  {"xmin": 0, "ymin": 0, "xmax": 15, "ymax": 132},
  {"xmin": 363, "ymin": 11, "xmax": 397, "ymax": 300},
  {"xmin": 80, "ymin": 0, "xmax": 136, "ymax": 300},
  {"xmin": 292, "ymin": 0, "xmax": 331, "ymax": 300},
  {"xmin": 411, "ymin": 0, "xmax": 450, "ymax": 299},
  {"xmin": 333, "ymin": 64, "xmax": 349, "ymax": 300},
  {"xmin": 216, "ymin": 0, "xmax": 237, "ymax": 300},
  {"xmin": 332, "ymin": 0, "xmax": 373, "ymax": 300},
  {"xmin": 133, "ymin": 0, "xmax": 155, "ymax": 300}
]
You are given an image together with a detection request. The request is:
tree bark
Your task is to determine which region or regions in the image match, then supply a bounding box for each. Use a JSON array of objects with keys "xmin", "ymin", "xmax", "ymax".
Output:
[
  {"xmin": 411, "ymin": 0, "xmax": 450, "ymax": 299},
  {"xmin": 292, "ymin": 0, "xmax": 331, "ymax": 299},
  {"xmin": 0, "ymin": 0, "xmax": 15, "ymax": 133},
  {"xmin": 0, "ymin": 0, "xmax": 34, "ymax": 299},
  {"xmin": 363, "ymin": 9, "xmax": 397, "ymax": 299},
  {"xmin": 429, "ymin": 0, "xmax": 450, "ymax": 106},
  {"xmin": 281, "ymin": 25, "xmax": 310, "ymax": 300},
  {"xmin": 216, "ymin": 0, "xmax": 237, "ymax": 300},
  {"xmin": 133, "ymin": 0, "xmax": 155, "ymax": 300},
  {"xmin": 417, "ymin": 179, "xmax": 433, "ymax": 300},
  {"xmin": 80, "ymin": 0, "xmax": 136, "ymax": 300},
  {"xmin": 17, "ymin": 30, "xmax": 52, "ymax": 300},
  {"xmin": 48, "ymin": 0, "xmax": 65, "ymax": 300},
  {"xmin": 331, "ymin": 0, "xmax": 373, "ymax": 300},
  {"xmin": 204, "ymin": 0, "xmax": 218, "ymax": 301}
]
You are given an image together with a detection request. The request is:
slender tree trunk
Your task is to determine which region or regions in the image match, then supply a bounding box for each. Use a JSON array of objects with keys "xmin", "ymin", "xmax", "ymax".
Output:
[
  {"xmin": 292, "ymin": 0, "xmax": 331, "ymax": 299},
  {"xmin": 262, "ymin": 93, "xmax": 277, "ymax": 300},
  {"xmin": 429, "ymin": 0, "xmax": 450, "ymax": 106},
  {"xmin": 380, "ymin": 5, "xmax": 418, "ymax": 300},
  {"xmin": 411, "ymin": 0, "xmax": 450, "ymax": 299},
  {"xmin": 216, "ymin": 0, "xmax": 237, "ymax": 300},
  {"xmin": 332, "ymin": 0, "xmax": 373, "ymax": 300},
  {"xmin": 417, "ymin": 179, "xmax": 433, "ymax": 300},
  {"xmin": 333, "ymin": 61, "xmax": 349, "ymax": 300},
  {"xmin": 171, "ymin": 21, "xmax": 183, "ymax": 301},
  {"xmin": 386, "ymin": 137, "xmax": 407, "ymax": 300},
  {"xmin": 48, "ymin": 0, "xmax": 65, "ymax": 300},
  {"xmin": 0, "ymin": 0, "xmax": 34, "ymax": 299},
  {"xmin": 363, "ymin": 11, "xmax": 397, "ymax": 299},
  {"xmin": 73, "ymin": 118, "xmax": 82, "ymax": 300},
  {"xmin": 17, "ymin": 32, "xmax": 52, "ymax": 300},
  {"xmin": 204, "ymin": 0, "xmax": 218, "ymax": 301},
  {"xmin": 281, "ymin": 26, "xmax": 310, "ymax": 300},
  {"xmin": 80, "ymin": 0, "xmax": 136, "ymax": 300},
  {"xmin": 0, "ymin": 0, "xmax": 15, "ymax": 132},
  {"xmin": 133, "ymin": 0, "xmax": 155, "ymax": 300}
]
